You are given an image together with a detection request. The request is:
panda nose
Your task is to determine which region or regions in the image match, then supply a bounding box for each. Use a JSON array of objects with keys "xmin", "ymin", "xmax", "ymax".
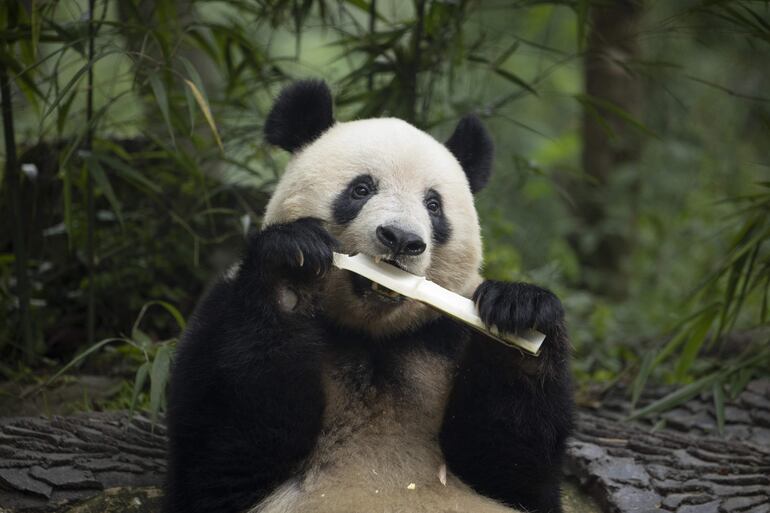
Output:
[{"xmin": 376, "ymin": 225, "xmax": 426, "ymax": 256}]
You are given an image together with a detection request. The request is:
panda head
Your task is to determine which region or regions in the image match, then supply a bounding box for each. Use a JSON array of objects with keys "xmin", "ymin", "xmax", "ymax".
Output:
[{"xmin": 263, "ymin": 80, "xmax": 494, "ymax": 337}]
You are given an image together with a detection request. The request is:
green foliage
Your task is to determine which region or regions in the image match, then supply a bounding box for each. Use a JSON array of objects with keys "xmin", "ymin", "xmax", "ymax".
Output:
[
  {"xmin": 0, "ymin": 0, "xmax": 768, "ymax": 425},
  {"xmin": 628, "ymin": 346, "xmax": 770, "ymax": 432},
  {"xmin": 36, "ymin": 301, "xmax": 183, "ymax": 422},
  {"xmin": 628, "ymin": 182, "xmax": 770, "ymax": 418},
  {"xmin": 0, "ymin": 0, "xmax": 269, "ymax": 367}
]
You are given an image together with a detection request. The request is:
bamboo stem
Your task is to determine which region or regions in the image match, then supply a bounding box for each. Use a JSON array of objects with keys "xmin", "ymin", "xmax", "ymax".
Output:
[
  {"xmin": 85, "ymin": 0, "xmax": 96, "ymax": 345},
  {"xmin": 406, "ymin": 0, "xmax": 425, "ymax": 125},
  {"xmin": 0, "ymin": 63, "xmax": 34, "ymax": 360},
  {"xmin": 367, "ymin": 0, "xmax": 377, "ymax": 92}
]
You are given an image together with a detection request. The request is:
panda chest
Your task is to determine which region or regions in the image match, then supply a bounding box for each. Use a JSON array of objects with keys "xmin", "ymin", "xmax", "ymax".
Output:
[
  {"xmin": 253, "ymin": 347, "xmax": 522, "ymax": 513},
  {"xmin": 309, "ymin": 348, "xmax": 455, "ymax": 484}
]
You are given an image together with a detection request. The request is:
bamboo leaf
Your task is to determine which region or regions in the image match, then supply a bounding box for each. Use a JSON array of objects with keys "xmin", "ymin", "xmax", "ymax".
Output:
[
  {"xmin": 134, "ymin": 300, "xmax": 186, "ymax": 332},
  {"xmin": 653, "ymin": 328, "xmax": 689, "ymax": 367},
  {"xmin": 186, "ymin": 27, "xmax": 222, "ymax": 67},
  {"xmin": 574, "ymin": 94, "xmax": 660, "ymax": 139},
  {"xmin": 742, "ymin": 6, "xmax": 770, "ymax": 33},
  {"xmin": 631, "ymin": 350, "xmax": 655, "ymax": 409},
  {"xmin": 14, "ymin": 68, "xmax": 42, "ymax": 114},
  {"xmin": 41, "ymin": 49, "xmax": 120, "ymax": 121},
  {"xmin": 0, "ymin": 49, "xmax": 46, "ymax": 100},
  {"xmin": 131, "ymin": 327, "xmax": 152, "ymax": 350},
  {"xmin": 149, "ymin": 73, "xmax": 176, "ymax": 146},
  {"xmin": 62, "ymin": 164, "xmax": 74, "ymax": 249},
  {"xmin": 718, "ymin": 255, "xmax": 745, "ymax": 333},
  {"xmin": 46, "ymin": 18, "xmax": 89, "ymax": 55},
  {"xmin": 178, "ymin": 56, "xmax": 208, "ymax": 102},
  {"xmin": 653, "ymin": 301, "xmax": 721, "ymax": 366},
  {"xmin": 467, "ymin": 51, "xmax": 537, "ymax": 96},
  {"xmin": 631, "ymin": 350, "xmax": 769, "ymax": 421},
  {"xmin": 726, "ymin": 242, "xmax": 761, "ymax": 335},
  {"xmin": 491, "ymin": 40, "xmax": 520, "ymax": 68},
  {"xmin": 86, "ymin": 155, "xmax": 124, "ymax": 227},
  {"xmin": 713, "ymin": 382, "xmax": 725, "ymax": 435},
  {"xmin": 150, "ymin": 300, "xmax": 186, "ymax": 330},
  {"xmin": 30, "ymin": 0, "xmax": 40, "ymax": 59},
  {"xmin": 130, "ymin": 300, "xmax": 186, "ymax": 346},
  {"xmin": 183, "ymin": 80, "xmax": 195, "ymax": 133},
  {"xmin": 42, "ymin": 62, "xmax": 89, "ymax": 119},
  {"xmin": 629, "ymin": 371, "xmax": 724, "ymax": 420},
  {"xmin": 149, "ymin": 345, "xmax": 171, "ymax": 424},
  {"xmin": 179, "ymin": 57, "xmax": 207, "ymax": 132},
  {"xmin": 342, "ymin": 0, "xmax": 370, "ymax": 12},
  {"xmin": 674, "ymin": 308, "xmax": 717, "ymax": 380},
  {"xmin": 493, "ymin": 67, "xmax": 538, "ymax": 96},
  {"xmin": 129, "ymin": 362, "xmax": 150, "ymax": 418},
  {"xmin": 184, "ymin": 78, "xmax": 224, "ymax": 152},
  {"xmin": 41, "ymin": 338, "xmax": 134, "ymax": 390},
  {"xmin": 56, "ymin": 90, "xmax": 78, "ymax": 136},
  {"xmin": 729, "ymin": 368, "xmax": 754, "ymax": 399},
  {"xmin": 93, "ymin": 152, "xmax": 162, "ymax": 194},
  {"xmin": 576, "ymin": 0, "xmax": 590, "ymax": 51},
  {"xmin": 580, "ymin": 99, "xmax": 615, "ymax": 139}
]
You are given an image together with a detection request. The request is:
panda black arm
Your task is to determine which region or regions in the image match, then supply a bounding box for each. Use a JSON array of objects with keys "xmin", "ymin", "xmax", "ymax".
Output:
[
  {"xmin": 440, "ymin": 280, "xmax": 574, "ymax": 513},
  {"xmin": 164, "ymin": 218, "xmax": 335, "ymax": 513}
]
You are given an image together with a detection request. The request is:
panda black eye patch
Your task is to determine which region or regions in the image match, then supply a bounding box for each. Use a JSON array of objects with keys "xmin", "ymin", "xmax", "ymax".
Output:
[
  {"xmin": 332, "ymin": 174, "xmax": 378, "ymax": 224},
  {"xmin": 426, "ymin": 189, "xmax": 451, "ymax": 245}
]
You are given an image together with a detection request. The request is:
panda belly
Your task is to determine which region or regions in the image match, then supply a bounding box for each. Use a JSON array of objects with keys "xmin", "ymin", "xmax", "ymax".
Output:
[{"xmin": 252, "ymin": 350, "xmax": 522, "ymax": 513}]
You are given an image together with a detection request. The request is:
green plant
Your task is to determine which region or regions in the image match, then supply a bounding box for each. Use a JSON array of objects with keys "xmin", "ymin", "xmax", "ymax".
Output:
[
  {"xmin": 629, "ymin": 182, "xmax": 770, "ymax": 427},
  {"xmin": 39, "ymin": 301, "xmax": 185, "ymax": 422},
  {"xmin": 0, "ymin": 0, "xmax": 263, "ymax": 365},
  {"xmin": 1, "ymin": 0, "xmax": 769, "ymax": 423}
]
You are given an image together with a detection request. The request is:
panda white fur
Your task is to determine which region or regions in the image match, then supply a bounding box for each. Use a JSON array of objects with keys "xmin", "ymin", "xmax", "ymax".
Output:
[{"xmin": 164, "ymin": 81, "xmax": 573, "ymax": 513}]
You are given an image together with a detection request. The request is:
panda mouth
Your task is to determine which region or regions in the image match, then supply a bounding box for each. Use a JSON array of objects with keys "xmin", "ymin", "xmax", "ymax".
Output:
[{"xmin": 349, "ymin": 258, "xmax": 406, "ymax": 304}]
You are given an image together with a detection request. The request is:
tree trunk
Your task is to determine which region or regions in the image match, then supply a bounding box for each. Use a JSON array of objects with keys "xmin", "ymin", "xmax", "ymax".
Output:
[{"xmin": 572, "ymin": 0, "xmax": 644, "ymax": 299}]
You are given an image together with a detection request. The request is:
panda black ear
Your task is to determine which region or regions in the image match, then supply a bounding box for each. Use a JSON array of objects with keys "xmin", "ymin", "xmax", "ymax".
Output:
[
  {"xmin": 264, "ymin": 80, "xmax": 335, "ymax": 152},
  {"xmin": 445, "ymin": 115, "xmax": 494, "ymax": 194}
]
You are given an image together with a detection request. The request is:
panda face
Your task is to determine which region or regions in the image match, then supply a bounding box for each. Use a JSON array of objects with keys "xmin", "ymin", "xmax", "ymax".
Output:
[{"xmin": 263, "ymin": 118, "xmax": 484, "ymax": 335}]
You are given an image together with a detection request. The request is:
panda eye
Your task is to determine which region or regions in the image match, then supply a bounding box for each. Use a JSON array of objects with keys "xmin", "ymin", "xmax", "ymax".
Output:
[
  {"xmin": 352, "ymin": 184, "xmax": 371, "ymax": 199},
  {"xmin": 426, "ymin": 199, "xmax": 441, "ymax": 214}
]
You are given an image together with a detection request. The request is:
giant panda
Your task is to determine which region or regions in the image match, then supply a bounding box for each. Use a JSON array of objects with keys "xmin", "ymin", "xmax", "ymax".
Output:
[{"xmin": 163, "ymin": 80, "xmax": 573, "ymax": 513}]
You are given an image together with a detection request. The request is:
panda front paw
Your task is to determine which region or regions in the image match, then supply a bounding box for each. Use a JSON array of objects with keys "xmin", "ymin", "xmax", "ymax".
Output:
[
  {"xmin": 473, "ymin": 280, "xmax": 564, "ymax": 336},
  {"xmin": 249, "ymin": 217, "xmax": 338, "ymax": 284}
]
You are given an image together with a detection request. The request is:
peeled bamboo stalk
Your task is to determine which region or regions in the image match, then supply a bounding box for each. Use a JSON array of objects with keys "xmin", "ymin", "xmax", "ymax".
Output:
[{"xmin": 333, "ymin": 252, "xmax": 545, "ymax": 356}]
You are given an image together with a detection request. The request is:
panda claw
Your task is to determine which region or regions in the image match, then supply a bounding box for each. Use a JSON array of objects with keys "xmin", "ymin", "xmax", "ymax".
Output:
[
  {"xmin": 474, "ymin": 280, "xmax": 563, "ymax": 336},
  {"xmin": 250, "ymin": 217, "xmax": 337, "ymax": 285}
]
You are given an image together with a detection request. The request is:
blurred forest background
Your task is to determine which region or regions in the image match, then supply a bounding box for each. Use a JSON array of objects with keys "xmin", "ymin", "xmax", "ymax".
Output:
[{"xmin": 0, "ymin": 0, "xmax": 768, "ymax": 424}]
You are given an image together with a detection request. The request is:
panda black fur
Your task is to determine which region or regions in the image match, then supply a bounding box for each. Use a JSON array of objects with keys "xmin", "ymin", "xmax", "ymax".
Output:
[{"xmin": 164, "ymin": 80, "xmax": 574, "ymax": 513}]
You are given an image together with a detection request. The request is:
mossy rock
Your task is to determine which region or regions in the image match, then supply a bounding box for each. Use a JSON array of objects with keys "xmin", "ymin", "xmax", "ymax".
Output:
[
  {"xmin": 562, "ymin": 479, "xmax": 603, "ymax": 513},
  {"xmin": 59, "ymin": 487, "xmax": 162, "ymax": 513}
]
